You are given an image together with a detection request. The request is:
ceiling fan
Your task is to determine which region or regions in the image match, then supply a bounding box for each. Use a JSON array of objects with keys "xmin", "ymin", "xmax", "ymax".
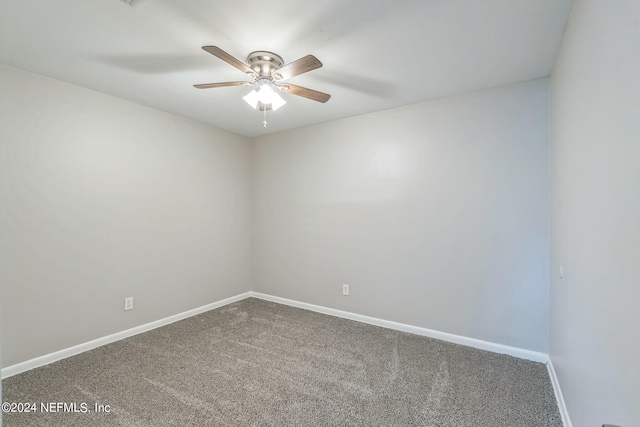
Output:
[{"xmin": 194, "ymin": 46, "xmax": 331, "ymax": 123}]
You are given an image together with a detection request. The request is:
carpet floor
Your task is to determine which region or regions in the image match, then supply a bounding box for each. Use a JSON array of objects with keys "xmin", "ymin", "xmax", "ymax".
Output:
[{"xmin": 2, "ymin": 298, "xmax": 562, "ymax": 426}]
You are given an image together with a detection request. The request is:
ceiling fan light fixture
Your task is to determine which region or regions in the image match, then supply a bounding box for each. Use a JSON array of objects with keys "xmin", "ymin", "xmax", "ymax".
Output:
[{"xmin": 243, "ymin": 82, "xmax": 286, "ymax": 111}]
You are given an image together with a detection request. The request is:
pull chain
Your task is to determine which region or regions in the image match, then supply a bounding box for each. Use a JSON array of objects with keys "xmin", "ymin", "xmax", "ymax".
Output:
[{"xmin": 263, "ymin": 106, "xmax": 267, "ymax": 129}]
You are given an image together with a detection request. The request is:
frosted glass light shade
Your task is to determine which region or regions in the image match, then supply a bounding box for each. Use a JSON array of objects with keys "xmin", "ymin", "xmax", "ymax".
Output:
[
  {"xmin": 268, "ymin": 91, "xmax": 286, "ymax": 110},
  {"xmin": 243, "ymin": 90, "xmax": 260, "ymax": 109},
  {"xmin": 243, "ymin": 83, "xmax": 286, "ymax": 111}
]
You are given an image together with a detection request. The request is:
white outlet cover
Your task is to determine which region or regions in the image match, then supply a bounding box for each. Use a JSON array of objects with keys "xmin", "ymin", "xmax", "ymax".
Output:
[
  {"xmin": 342, "ymin": 284, "xmax": 349, "ymax": 296},
  {"xmin": 124, "ymin": 297, "xmax": 134, "ymax": 311}
]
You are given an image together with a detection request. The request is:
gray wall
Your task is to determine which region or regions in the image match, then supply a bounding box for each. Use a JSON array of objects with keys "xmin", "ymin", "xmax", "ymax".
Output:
[
  {"xmin": 253, "ymin": 79, "xmax": 550, "ymax": 352},
  {"xmin": 550, "ymin": 1, "xmax": 640, "ymax": 425},
  {"xmin": 0, "ymin": 64, "xmax": 253, "ymax": 367}
]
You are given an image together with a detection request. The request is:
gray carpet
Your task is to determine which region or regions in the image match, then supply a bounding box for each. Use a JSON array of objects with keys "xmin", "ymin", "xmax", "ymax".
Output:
[{"xmin": 2, "ymin": 298, "xmax": 562, "ymax": 426}]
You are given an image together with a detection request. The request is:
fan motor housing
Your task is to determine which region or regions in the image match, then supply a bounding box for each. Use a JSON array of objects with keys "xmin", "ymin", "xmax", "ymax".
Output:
[{"xmin": 247, "ymin": 51, "xmax": 284, "ymax": 77}]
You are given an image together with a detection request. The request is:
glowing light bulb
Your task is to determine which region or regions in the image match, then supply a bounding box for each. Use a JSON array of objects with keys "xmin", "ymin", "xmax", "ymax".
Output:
[{"xmin": 257, "ymin": 84, "xmax": 276, "ymax": 104}]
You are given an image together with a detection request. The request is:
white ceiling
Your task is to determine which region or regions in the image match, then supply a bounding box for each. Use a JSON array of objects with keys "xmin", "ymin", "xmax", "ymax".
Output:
[{"xmin": 0, "ymin": 0, "xmax": 572, "ymax": 137}]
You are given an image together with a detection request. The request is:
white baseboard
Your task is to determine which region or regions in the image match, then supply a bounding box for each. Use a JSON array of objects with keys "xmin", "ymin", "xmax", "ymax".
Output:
[
  {"xmin": 547, "ymin": 358, "xmax": 572, "ymax": 427},
  {"xmin": 2, "ymin": 290, "xmax": 549, "ymax": 380},
  {"xmin": 249, "ymin": 292, "xmax": 548, "ymax": 364},
  {"xmin": 1, "ymin": 292, "xmax": 252, "ymax": 379}
]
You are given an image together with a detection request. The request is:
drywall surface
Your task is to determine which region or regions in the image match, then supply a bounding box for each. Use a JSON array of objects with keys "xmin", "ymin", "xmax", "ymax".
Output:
[
  {"xmin": 550, "ymin": 1, "xmax": 640, "ymax": 425},
  {"xmin": 253, "ymin": 79, "xmax": 550, "ymax": 352},
  {"xmin": 0, "ymin": 64, "xmax": 252, "ymax": 367}
]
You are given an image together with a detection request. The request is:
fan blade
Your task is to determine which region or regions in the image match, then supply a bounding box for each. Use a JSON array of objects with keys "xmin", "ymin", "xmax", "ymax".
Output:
[
  {"xmin": 272, "ymin": 55, "xmax": 322, "ymax": 81},
  {"xmin": 202, "ymin": 46, "xmax": 256, "ymax": 76},
  {"xmin": 194, "ymin": 81, "xmax": 252, "ymax": 89},
  {"xmin": 280, "ymin": 84, "xmax": 331, "ymax": 103}
]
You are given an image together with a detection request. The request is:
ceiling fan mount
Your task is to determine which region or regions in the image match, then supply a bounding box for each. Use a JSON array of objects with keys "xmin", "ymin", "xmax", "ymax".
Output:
[{"xmin": 246, "ymin": 51, "xmax": 284, "ymax": 79}]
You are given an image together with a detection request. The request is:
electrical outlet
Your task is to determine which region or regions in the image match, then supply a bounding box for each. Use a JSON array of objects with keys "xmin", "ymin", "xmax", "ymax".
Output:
[
  {"xmin": 124, "ymin": 297, "xmax": 134, "ymax": 311},
  {"xmin": 342, "ymin": 284, "xmax": 349, "ymax": 296}
]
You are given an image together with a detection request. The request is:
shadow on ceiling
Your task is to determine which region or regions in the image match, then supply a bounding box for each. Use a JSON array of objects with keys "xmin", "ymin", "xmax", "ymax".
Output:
[
  {"xmin": 86, "ymin": 53, "xmax": 211, "ymax": 74},
  {"xmin": 311, "ymin": 71, "xmax": 396, "ymax": 98}
]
